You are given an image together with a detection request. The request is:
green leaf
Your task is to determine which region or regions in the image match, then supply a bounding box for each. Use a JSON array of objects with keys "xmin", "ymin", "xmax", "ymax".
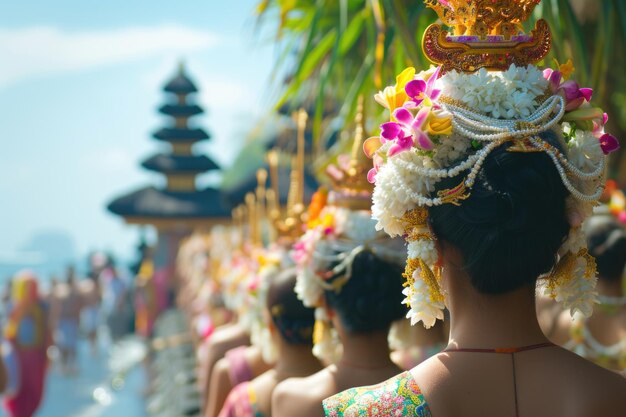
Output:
[
  {"xmin": 297, "ymin": 28, "xmax": 337, "ymax": 82},
  {"xmin": 557, "ymin": 0, "xmax": 589, "ymax": 84},
  {"xmin": 338, "ymin": 9, "xmax": 367, "ymax": 55},
  {"xmin": 339, "ymin": 50, "xmax": 375, "ymax": 123}
]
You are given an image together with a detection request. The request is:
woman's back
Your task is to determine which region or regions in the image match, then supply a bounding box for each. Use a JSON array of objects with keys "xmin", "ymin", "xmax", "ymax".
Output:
[{"xmin": 413, "ymin": 345, "xmax": 625, "ymax": 417}]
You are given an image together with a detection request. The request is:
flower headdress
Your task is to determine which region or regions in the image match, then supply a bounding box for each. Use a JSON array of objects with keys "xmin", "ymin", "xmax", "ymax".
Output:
[
  {"xmin": 365, "ymin": 0, "xmax": 620, "ymax": 328},
  {"xmin": 222, "ymin": 164, "xmax": 302, "ymax": 363},
  {"xmin": 293, "ymin": 102, "xmax": 406, "ymax": 362}
]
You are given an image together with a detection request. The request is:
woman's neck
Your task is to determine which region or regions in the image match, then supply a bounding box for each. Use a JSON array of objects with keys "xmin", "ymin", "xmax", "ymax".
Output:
[
  {"xmin": 274, "ymin": 341, "xmax": 321, "ymax": 379},
  {"xmin": 337, "ymin": 330, "xmax": 397, "ymax": 369},
  {"xmin": 447, "ymin": 282, "xmax": 548, "ymax": 349}
]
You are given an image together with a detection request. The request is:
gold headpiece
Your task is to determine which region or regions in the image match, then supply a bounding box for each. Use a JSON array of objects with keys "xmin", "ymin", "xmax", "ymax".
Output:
[
  {"xmin": 422, "ymin": 0, "xmax": 551, "ymax": 72},
  {"xmin": 271, "ymin": 109, "xmax": 309, "ymax": 239},
  {"xmin": 328, "ymin": 96, "xmax": 374, "ymax": 211},
  {"xmin": 255, "ymin": 168, "xmax": 268, "ymax": 245}
]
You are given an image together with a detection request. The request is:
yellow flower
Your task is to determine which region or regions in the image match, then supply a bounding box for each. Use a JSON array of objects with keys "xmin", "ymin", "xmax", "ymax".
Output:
[
  {"xmin": 374, "ymin": 67, "xmax": 415, "ymax": 117},
  {"xmin": 320, "ymin": 213, "xmax": 334, "ymax": 229},
  {"xmin": 557, "ymin": 58, "xmax": 575, "ymax": 80},
  {"xmin": 307, "ymin": 212, "xmax": 335, "ymax": 230},
  {"xmin": 426, "ymin": 111, "xmax": 453, "ymax": 136}
]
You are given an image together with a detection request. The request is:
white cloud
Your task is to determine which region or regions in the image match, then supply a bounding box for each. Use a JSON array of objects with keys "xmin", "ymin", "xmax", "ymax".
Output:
[{"xmin": 0, "ymin": 25, "xmax": 220, "ymax": 89}]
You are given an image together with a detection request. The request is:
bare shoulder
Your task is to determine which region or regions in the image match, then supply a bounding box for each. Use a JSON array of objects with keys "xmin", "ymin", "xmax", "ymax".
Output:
[
  {"xmin": 549, "ymin": 348, "xmax": 626, "ymax": 413},
  {"xmin": 272, "ymin": 368, "xmax": 335, "ymax": 417},
  {"xmin": 205, "ymin": 324, "xmax": 247, "ymax": 359},
  {"xmin": 210, "ymin": 323, "xmax": 246, "ymax": 346},
  {"xmin": 212, "ymin": 357, "xmax": 230, "ymax": 381},
  {"xmin": 250, "ymin": 370, "xmax": 278, "ymax": 417},
  {"xmin": 411, "ymin": 348, "xmax": 626, "ymax": 417}
]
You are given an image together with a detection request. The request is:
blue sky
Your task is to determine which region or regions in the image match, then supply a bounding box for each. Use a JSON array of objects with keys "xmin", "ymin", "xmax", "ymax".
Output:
[{"xmin": 0, "ymin": 0, "xmax": 280, "ymax": 276}]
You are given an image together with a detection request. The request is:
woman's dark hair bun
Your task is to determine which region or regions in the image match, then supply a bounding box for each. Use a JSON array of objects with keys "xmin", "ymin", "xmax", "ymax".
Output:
[
  {"xmin": 266, "ymin": 268, "xmax": 316, "ymax": 345},
  {"xmin": 324, "ymin": 249, "xmax": 406, "ymax": 333},
  {"xmin": 428, "ymin": 131, "xmax": 570, "ymax": 294}
]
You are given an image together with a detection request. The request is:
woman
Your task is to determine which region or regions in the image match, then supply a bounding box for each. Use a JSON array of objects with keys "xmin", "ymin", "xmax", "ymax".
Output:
[
  {"xmin": 50, "ymin": 267, "xmax": 82, "ymax": 375},
  {"xmin": 326, "ymin": 125, "xmax": 625, "ymax": 416},
  {"xmin": 272, "ymin": 225, "xmax": 406, "ymax": 415},
  {"xmin": 323, "ymin": 5, "xmax": 625, "ymax": 413},
  {"xmin": 553, "ymin": 215, "xmax": 626, "ymax": 371},
  {"xmin": 3, "ymin": 271, "xmax": 50, "ymax": 417},
  {"xmin": 218, "ymin": 268, "xmax": 321, "ymax": 417},
  {"xmin": 203, "ymin": 251, "xmax": 278, "ymax": 417}
]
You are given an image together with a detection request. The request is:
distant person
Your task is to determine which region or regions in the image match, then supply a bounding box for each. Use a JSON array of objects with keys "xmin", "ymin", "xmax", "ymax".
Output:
[
  {"xmin": 51, "ymin": 266, "xmax": 83, "ymax": 375},
  {"xmin": 79, "ymin": 276, "xmax": 101, "ymax": 356},
  {"xmin": 3, "ymin": 270, "xmax": 51, "ymax": 417},
  {"xmin": 551, "ymin": 215, "xmax": 626, "ymax": 372},
  {"xmin": 218, "ymin": 268, "xmax": 321, "ymax": 417},
  {"xmin": 134, "ymin": 256, "xmax": 163, "ymax": 339},
  {"xmin": 45, "ymin": 277, "xmax": 59, "ymax": 305},
  {"xmin": 0, "ymin": 279, "xmax": 13, "ymax": 326},
  {"xmin": 100, "ymin": 267, "xmax": 128, "ymax": 342}
]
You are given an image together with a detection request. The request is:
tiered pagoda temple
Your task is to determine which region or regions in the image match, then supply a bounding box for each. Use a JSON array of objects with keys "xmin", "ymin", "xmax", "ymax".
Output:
[{"xmin": 108, "ymin": 63, "xmax": 228, "ymax": 286}]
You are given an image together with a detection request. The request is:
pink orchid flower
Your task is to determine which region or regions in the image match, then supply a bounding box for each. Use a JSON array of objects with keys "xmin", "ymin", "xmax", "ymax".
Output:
[
  {"xmin": 379, "ymin": 107, "xmax": 433, "ymax": 157},
  {"xmin": 543, "ymin": 68, "xmax": 593, "ymax": 111},
  {"xmin": 592, "ymin": 112, "xmax": 609, "ymax": 137},
  {"xmin": 404, "ymin": 66, "xmax": 442, "ymax": 108},
  {"xmin": 325, "ymin": 154, "xmax": 351, "ymax": 181},
  {"xmin": 366, "ymin": 153, "xmax": 384, "ymax": 183},
  {"xmin": 591, "ymin": 112, "xmax": 620, "ymax": 155},
  {"xmin": 363, "ymin": 137, "xmax": 383, "ymax": 183},
  {"xmin": 292, "ymin": 241, "xmax": 308, "ymax": 264}
]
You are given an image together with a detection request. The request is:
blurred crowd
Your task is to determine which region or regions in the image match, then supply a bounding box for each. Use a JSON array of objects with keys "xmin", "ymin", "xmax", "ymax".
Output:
[{"xmin": 0, "ymin": 252, "xmax": 135, "ymax": 417}]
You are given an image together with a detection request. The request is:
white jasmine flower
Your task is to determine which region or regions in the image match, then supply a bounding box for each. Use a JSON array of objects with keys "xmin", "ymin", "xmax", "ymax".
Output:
[
  {"xmin": 567, "ymin": 129, "xmax": 603, "ymax": 172},
  {"xmin": 439, "ymin": 64, "xmax": 547, "ymax": 119},
  {"xmin": 402, "ymin": 273, "xmax": 445, "ymax": 328},
  {"xmin": 549, "ymin": 257, "xmax": 598, "ymax": 318},
  {"xmin": 407, "ymin": 240, "xmax": 438, "ymax": 265},
  {"xmin": 312, "ymin": 307, "xmax": 342, "ymax": 363},
  {"xmin": 294, "ymin": 268, "xmax": 324, "ymax": 307}
]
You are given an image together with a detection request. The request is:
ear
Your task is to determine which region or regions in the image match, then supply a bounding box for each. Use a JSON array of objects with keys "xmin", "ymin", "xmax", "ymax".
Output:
[{"xmin": 263, "ymin": 309, "xmax": 276, "ymax": 334}]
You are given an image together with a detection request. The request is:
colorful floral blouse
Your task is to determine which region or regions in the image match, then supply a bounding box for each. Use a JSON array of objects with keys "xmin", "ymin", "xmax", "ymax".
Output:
[
  {"xmin": 218, "ymin": 381, "xmax": 264, "ymax": 417},
  {"xmin": 322, "ymin": 371, "xmax": 432, "ymax": 417}
]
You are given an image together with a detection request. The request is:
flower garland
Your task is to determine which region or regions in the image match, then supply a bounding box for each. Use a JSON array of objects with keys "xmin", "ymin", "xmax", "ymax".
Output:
[{"xmin": 366, "ymin": 61, "xmax": 620, "ymax": 327}]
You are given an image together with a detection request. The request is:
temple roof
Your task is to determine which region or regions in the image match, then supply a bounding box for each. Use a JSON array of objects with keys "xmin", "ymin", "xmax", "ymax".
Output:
[
  {"xmin": 107, "ymin": 186, "xmax": 229, "ymax": 219},
  {"xmin": 158, "ymin": 104, "xmax": 203, "ymax": 118},
  {"xmin": 163, "ymin": 66, "xmax": 198, "ymax": 95},
  {"xmin": 142, "ymin": 154, "xmax": 220, "ymax": 173},
  {"xmin": 153, "ymin": 127, "xmax": 210, "ymax": 142}
]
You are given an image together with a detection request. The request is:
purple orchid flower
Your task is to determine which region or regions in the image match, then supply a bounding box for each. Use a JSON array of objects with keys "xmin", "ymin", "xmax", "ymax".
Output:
[
  {"xmin": 599, "ymin": 133, "xmax": 619, "ymax": 155},
  {"xmin": 379, "ymin": 107, "xmax": 433, "ymax": 157},
  {"xmin": 592, "ymin": 112, "xmax": 609, "ymax": 137},
  {"xmin": 543, "ymin": 68, "xmax": 593, "ymax": 111},
  {"xmin": 404, "ymin": 66, "xmax": 442, "ymax": 108},
  {"xmin": 590, "ymin": 112, "xmax": 620, "ymax": 155}
]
